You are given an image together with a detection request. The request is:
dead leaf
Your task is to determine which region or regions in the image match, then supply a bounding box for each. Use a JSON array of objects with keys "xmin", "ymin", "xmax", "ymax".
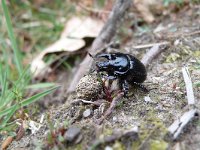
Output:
[
  {"xmin": 31, "ymin": 17, "xmax": 104, "ymax": 77},
  {"xmin": 61, "ymin": 17, "xmax": 103, "ymax": 38},
  {"xmin": 134, "ymin": 0, "xmax": 163, "ymax": 23},
  {"xmin": 16, "ymin": 122, "xmax": 25, "ymax": 141}
]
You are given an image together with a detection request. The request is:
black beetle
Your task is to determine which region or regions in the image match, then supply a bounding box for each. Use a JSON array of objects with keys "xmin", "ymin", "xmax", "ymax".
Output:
[{"xmin": 91, "ymin": 52, "xmax": 147, "ymax": 96}]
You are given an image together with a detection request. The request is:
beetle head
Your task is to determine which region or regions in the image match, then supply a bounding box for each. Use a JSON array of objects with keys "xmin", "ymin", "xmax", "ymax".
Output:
[
  {"xmin": 95, "ymin": 61, "xmax": 111, "ymax": 72},
  {"xmin": 89, "ymin": 52, "xmax": 110, "ymax": 72}
]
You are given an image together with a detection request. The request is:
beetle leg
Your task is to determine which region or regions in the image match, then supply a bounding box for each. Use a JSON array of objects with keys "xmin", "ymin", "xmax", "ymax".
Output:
[
  {"xmin": 119, "ymin": 79, "xmax": 129, "ymax": 97},
  {"xmin": 133, "ymin": 82, "xmax": 149, "ymax": 93}
]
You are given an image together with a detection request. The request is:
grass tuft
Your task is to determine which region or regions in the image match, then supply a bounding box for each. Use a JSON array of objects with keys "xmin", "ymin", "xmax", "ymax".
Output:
[{"xmin": 0, "ymin": 0, "xmax": 59, "ymax": 132}]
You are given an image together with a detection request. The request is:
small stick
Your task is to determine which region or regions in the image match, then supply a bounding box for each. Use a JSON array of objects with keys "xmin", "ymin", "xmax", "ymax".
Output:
[
  {"xmin": 141, "ymin": 44, "xmax": 167, "ymax": 67},
  {"xmin": 167, "ymin": 67, "xmax": 197, "ymax": 140},
  {"xmin": 168, "ymin": 109, "xmax": 197, "ymax": 140},
  {"xmin": 182, "ymin": 66, "xmax": 195, "ymax": 105},
  {"xmin": 133, "ymin": 41, "xmax": 169, "ymax": 49},
  {"xmin": 166, "ymin": 30, "xmax": 200, "ymax": 38},
  {"xmin": 96, "ymin": 92, "xmax": 124, "ymax": 125},
  {"xmin": 71, "ymin": 99, "xmax": 103, "ymax": 106}
]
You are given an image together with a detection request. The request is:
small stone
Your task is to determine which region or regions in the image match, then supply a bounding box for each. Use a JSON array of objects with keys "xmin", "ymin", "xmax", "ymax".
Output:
[
  {"xmin": 64, "ymin": 126, "xmax": 81, "ymax": 142},
  {"xmin": 174, "ymin": 39, "xmax": 180, "ymax": 46},
  {"xmin": 113, "ymin": 116, "xmax": 117, "ymax": 122},
  {"xmin": 83, "ymin": 109, "xmax": 91, "ymax": 118},
  {"xmin": 144, "ymin": 96, "xmax": 153, "ymax": 103},
  {"xmin": 163, "ymin": 103, "xmax": 171, "ymax": 107},
  {"xmin": 105, "ymin": 146, "xmax": 113, "ymax": 150}
]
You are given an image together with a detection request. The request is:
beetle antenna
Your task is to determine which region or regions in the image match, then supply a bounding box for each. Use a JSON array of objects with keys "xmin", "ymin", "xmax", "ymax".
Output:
[{"xmin": 88, "ymin": 52, "xmax": 94, "ymax": 59}]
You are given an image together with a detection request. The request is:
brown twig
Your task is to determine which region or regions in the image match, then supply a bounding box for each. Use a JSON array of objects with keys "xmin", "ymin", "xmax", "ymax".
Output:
[
  {"xmin": 68, "ymin": 0, "xmax": 132, "ymax": 93},
  {"xmin": 141, "ymin": 43, "xmax": 169, "ymax": 67},
  {"xmin": 1, "ymin": 136, "xmax": 14, "ymax": 150},
  {"xmin": 96, "ymin": 92, "xmax": 124, "ymax": 125},
  {"xmin": 166, "ymin": 30, "xmax": 200, "ymax": 39},
  {"xmin": 133, "ymin": 41, "xmax": 169, "ymax": 49}
]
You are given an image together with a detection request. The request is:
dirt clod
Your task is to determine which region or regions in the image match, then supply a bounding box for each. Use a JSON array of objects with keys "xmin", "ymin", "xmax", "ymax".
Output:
[{"xmin": 76, "ymin": 73, "xmax": 103, "ymax": 100}]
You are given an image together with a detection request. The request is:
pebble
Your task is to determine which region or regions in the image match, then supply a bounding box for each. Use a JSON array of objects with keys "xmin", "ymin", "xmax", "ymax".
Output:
[
  {"xmin": 112, "ymin": 116, "xmax": 117, "ymax": 122},
  {"xmin": 105, "ymin": 146, "xmax": 113, "ymax": 150},
  {"xmin": 83, "ymin": 109, "xmax": 91, "ymax": 118},
  {"xmin": 64, "ymin": 126, "xmax": 81, "ymax": 142},
  {"xmin": 144, "ymin": 96, "xmax": 154, "ymax": 103}
]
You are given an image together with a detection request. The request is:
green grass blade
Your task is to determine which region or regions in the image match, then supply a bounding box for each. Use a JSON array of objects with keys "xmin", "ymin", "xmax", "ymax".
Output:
[
  {"xmin": 26, "ymin": 83, "xmax": 57, "ymax": 89},
  {"xmin": 0, "ymin": 63, "xmax": 8, "ymax": 106},
  {"xmin": 20, "ymin": 86, "xmax": 59, "ymax": 106},
  {"xmin": 1, "ymin": 0, "xmax": 22, "ymax": 74},
  {"xmin": 0, "ymin": 67, "xmax": 30, "ymax": 110},
  {"xmin": 0, "ymin": 86, "xmax": 59, "ymax": 118},
  {"xmin": 0, "ymin": 104, "xmax": 18, "ymax": 129}
]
